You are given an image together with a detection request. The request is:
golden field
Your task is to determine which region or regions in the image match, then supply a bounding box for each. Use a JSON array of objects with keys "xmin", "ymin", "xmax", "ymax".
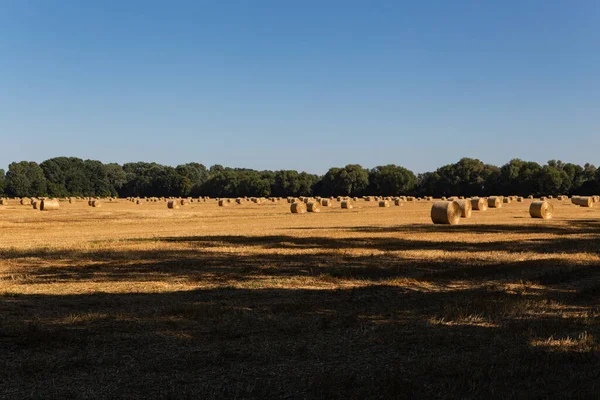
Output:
[{"xmin": 1, "ymin": 198, "xmax": 599, "ymax": 398}]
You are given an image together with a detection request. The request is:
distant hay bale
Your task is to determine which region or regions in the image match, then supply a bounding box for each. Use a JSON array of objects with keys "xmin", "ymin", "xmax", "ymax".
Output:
[
  {"xmin": 341, "ymin": 200, "xmax": 353, "ymax": 209},
  {"xmin": 530, "ymin": 201, "xmax": 553, "ymax": 219},
  {"xmin": 307, "ymin": 201, "xmax": 321, "ymax": 213},
  {"xmin": 431, "ymin": 201, "xmax": 461, "ymax": 225},
  {"xmin": 488, "ymin": 196, "xmax": 502, "ymax": 208},
  {"xmin": 503, "ymin": 197, "xmax": 512, "ymax": 204},
  {"xmin": 218, "ymin": 199, "xmax": 228, "ymax": 207},
  {"xmin": 20, "ymin": 198, "xmax": 31, "ymax": 206},
  {"xmin": 517, "ymin": 197, "xmax": 523, "ymax": 202},
  {"xmin": 321, "ymin": 199, "xmax": 331, "ymax": 207},
  {"xmin": 236, "ymin": 198, "xmax": 243, "ymax": 204},
  {"xmin": 456, "ymin": 199, "xmax": 472, "ymax": 218},
  {"xmin": 167, "ymin": 200, "xmax": 180, "ymax": 209},
  {"xmin": 290, "ymin": 202, "xmax": 307, "ymax": 214},
  {"xmin": 573, "ymin": 196, "xmax": 593, "ymax": 207},
  {"xmin": 0, "ymin": 198, "xmax": 7, "ymax": 205},
  {"xmin": 32, "ymin": 200, "xmax": 38, "ymax": 209},
  {"xmin": 180, "ymin": 199, "xmax": 189, "ymax": 206},
  {"xmin": 441, "ymin": 197, "xmax": 447, "ymax": 201},
  {"xmin": 528, "ymin": 195, "xmax": 534, "ymax": 199},
  {"xmin": 40, "ymin": 199, "xmax": 59, "ymax": 211},
  {"xmin": 379, "ymin": 200, "xmax": 390, "ymax": 208},
  {"xmin": 470, "ymin": 198, "xmax": 487, "ymax": 211},
  {"xmin": 394, "ymin": 199, "xmax": 404, "ymax": 206},
  {"xmin": 91, "ymin": 200, "xmax": 102, "ymax": 208},
  {"xmin": 136, "ymin": 199, "xmax": 142, "ymax": 205}
]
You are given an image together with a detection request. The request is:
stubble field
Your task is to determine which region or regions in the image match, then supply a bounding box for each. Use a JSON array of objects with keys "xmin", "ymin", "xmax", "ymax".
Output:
[{"xmin": 1, "ymin": 198, "xmax": 599, "ymax": 399}]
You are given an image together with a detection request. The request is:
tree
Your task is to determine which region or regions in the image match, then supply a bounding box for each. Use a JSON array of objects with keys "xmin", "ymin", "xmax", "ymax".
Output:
[
  {"xmin": 368, "ymin": 164, "xmax": 416, "ymax": 195},
  {"xmin": 177, "ymin": 163, "xmax": 209, "ymax": 196},
  {"xmin": 0, "ymin": 169, "xmax": 5, "ymax": 195},
  {"xmin": 6, "ymin": 161, "xmax": 47, "ymax": 197}
]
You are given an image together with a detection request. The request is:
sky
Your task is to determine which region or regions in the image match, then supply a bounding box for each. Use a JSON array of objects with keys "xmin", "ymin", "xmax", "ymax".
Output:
[{"xmin": 1, "ymin": 0, "xmax": 599, "ymax": 174}]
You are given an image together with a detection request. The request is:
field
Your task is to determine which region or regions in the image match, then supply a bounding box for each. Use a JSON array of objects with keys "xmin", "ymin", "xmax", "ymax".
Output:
[{"xmin": 1, "ymin": 198, "xmax": 599, "ymax": 399}]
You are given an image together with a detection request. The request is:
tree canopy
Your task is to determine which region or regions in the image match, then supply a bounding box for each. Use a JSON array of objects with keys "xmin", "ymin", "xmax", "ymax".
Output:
[{"xmin": 1, "ymin": 157, "xmax": 598, "ymax": 198}]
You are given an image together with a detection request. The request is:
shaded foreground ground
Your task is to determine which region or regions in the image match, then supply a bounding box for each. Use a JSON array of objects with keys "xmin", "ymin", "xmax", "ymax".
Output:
[{"xmin": 1, "ymin": 199, "xmax": 599, "ymax": 398}]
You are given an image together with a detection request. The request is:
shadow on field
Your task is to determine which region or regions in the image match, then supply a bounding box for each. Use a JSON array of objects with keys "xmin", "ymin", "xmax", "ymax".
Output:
[
  {"xmin": 2, "ymin": 285, "xmax": 600, "ymax": 398},
  {"xmin": 2, "ymin": 220, "xmax": 600, "ymax": 398}
]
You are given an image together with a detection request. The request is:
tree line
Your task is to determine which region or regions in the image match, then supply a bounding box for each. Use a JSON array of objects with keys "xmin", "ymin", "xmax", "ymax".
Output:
[{"xmin": 0, "ymin": 157, "xmax": 598, "ymax": 199}]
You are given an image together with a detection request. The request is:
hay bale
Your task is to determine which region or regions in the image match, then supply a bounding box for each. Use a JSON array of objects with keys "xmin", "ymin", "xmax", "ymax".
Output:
[
  {"xmin": 394, "ymin": 199, "xmax": 404, "ymax": 206},
  {"xmin": 91, "ymin": 200, "xmax": 102, "ymax": 208},
  {"xmin": 341, "ymin": 200, "xmax": 353, "ymax": 209},
  {"xmin": 218, "ymin": 199, "xmax": 228, "ymax": 207},
  {"xmin": 40, "ymin": 199, "xmax": 59, "ymax": 211},
  {"xmin": 573, "ymin": 196, "xmax": 593, "ymax": 207},
  {"xmin": 470, "ymin": 198, "xmax": 487, "ymax": 211},
  {"xmin": 379, "ymin": 200, "xmax": 390, "ymax": 208},
  {"xmin": 180, "ymin": 199, "xmax": 189, "ymax": 206},
  {"xmin": 20, "ymin": 198, "xmax": 31, "ymax": 206},
  {"xmin": 431, "ymin": 201, "xmax": 461, "ymax": 225},
  {"xmin": 236, "ymin": 198, "xmax": 243, "ymax": 204},
  {"xmin": 307, "ymin": 201, "xmax": 321, "ymax": 213},
  {"xmin": 321, "ymin": 199, "xmax": 331, "ymax": 207},
  {"xmin": 503, "ymin": 197, "xmax": 512, "ymax": 204},
  {"xmin": 0, "ymin": 198, "xmax": 7, "ymax": 205},
  {"xmin": 517, "ymin": 197, "xmax": 523, "ymax": 202},
  {"xmin": 529, "ymin": 201, "xmax": 553, "ymax": 219},
  {"xmin": 167, "ymin": 200, "xmax": 180, "ymax": 209},
  {"xmin": 456, "ymin": 199, "xmax": 472, "ymax": 218},
  {"xmin": 32, "ymin": 199, "xmax": 38, "ymax": 210},
  {"xmin": 487, "ymin": 196, "xmax": 502, "ymax": 208},
  {"xmin": 290, "ymin": 202, "xmax": 307, "ymax": 214}
]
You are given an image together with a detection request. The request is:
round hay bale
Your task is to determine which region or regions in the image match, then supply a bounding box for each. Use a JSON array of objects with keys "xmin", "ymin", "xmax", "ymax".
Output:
[
  {"xmin": 320, "ymin": 199, "xmax": 331, "ymax": 207},
  {"xmin": 529, "ymin": 201, "xmax": 553, "ymax": 219},
  {"xmin": 573, "ymin": 196, "xmax": 593, "ymax": 207},
  {"xmin": 91, "ymin": 200, "xmax": 102, "ymax": 208},
  {"xmin": 487, "ymin": 196, "xmax": 502, "ymax": 208},
  {"xmin": 32, "ymin": 200, "xmax": 38, "ymax": 210},
  {"xmin": 167, "ymin": 200, "xmax": 180, "ymax": 209},
  {"xmin": 516, "ymin": 197, "xmax": 523, "ymax": 202},
  {"xmin": 470, "ymin": 198, "xmax": 487, "ymax": 211},
  {"xmin": 456, "ymin": 199, "xmax": 472, "ymax": 218},
  {"xmin": 0, "ymin": 198, "xmax": 7, "ymax": 206},
  {"xmin": 379, "ymin": 200, "xmax": 390, "ymax": 208},
  {"xmin": 40, "ymin": 199, "xmax": 59, "ymax": 211},
  {"xmin": 503, "ymin": 197, "xmax": 512, "ymax": 204},
  {"xmin": 20, "ymin": 198, "xmax": 31, "ymax": 206},
  {"xmin": 431, "ymin": 201, "xmax": 461, "ymax": 225},
  {"xmin": 307, "ymin": 201, "xmax": 321, "ymax": 213},
  {"xmin": 290, "ymin": 202, "xmax": 307, "ymax": 214},
  {"xmin": 218, "ymin": 199, "xmax": 228, "ymax": 207},
  {"xmin": 236, "ymin": 198, "xmax": 243, "ymax": 204},
  {"xmin": 394, "ymin": 199, "xmax": 404, "ymax": 206},
  {"xmin": 341, "ymin": 200, "xmax": 353, "ymax": 209},
  {"xmin": 180, "ymin": 199, "xmax": 189, "ymax": 206}
]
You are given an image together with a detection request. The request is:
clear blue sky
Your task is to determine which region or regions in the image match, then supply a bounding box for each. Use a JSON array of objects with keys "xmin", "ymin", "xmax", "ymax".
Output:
[{"xmin": 1, "ymin": 0, "xmax": 599, "ymax": 174}]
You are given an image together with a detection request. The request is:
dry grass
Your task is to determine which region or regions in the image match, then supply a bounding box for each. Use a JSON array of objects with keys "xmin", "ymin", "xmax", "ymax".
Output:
[{"xmin": 1, "ymin": 199, "xmax": 599, "ymax": 398}]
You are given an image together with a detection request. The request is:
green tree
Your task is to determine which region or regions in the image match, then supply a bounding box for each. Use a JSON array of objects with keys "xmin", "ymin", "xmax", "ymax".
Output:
[
  {"xmin": 6, "ymin": 161, "xmax": 47, "ymax": 197},
  {"xmin": 368, "ymin": 164, "xmax": 416, "ymax": 195}
]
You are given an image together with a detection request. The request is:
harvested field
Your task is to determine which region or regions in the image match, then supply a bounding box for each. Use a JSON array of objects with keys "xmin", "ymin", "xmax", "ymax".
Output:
[{"xmin": 1, "ymin": 198, "xmax": 600, "ymax": 398}]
